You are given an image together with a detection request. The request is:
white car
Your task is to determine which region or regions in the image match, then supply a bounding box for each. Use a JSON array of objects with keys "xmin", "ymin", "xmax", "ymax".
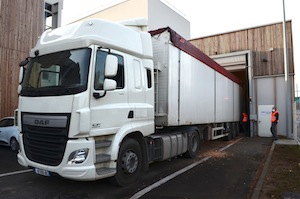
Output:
[{"xmin": 0, "ymin": 117, "xmax": 19, "ymax": 152}]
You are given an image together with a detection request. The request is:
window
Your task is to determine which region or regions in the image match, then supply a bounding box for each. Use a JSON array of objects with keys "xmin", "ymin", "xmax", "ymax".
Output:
[
  {"xmin": 21, "ymin": 48, "xmax": 91, "ymax": 97},
  {"xmin": 44, "ymin": 1, "xmax": 60, "ymax": 30},
  {"xmin": 0, "ymin": 118, "xmax": 14, "ymax": 127},
  {"xmin": 94, "ymin": 51, "xmax": 124, "ymax": 90},
  {"xmin": 133, "ymin": 60, "xmax": 142, "ymax": 89}
]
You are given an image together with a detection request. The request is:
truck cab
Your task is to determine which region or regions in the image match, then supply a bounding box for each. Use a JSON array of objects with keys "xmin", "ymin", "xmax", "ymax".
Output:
[{"xmin": 17, "ymin": 19, "xmax": 155, "ymax": 185}]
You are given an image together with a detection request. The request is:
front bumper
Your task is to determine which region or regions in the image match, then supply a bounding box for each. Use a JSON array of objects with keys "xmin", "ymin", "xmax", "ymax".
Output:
[{"xmin": 17, "ymin": 135, "xmax": 100, "ymax": 180}]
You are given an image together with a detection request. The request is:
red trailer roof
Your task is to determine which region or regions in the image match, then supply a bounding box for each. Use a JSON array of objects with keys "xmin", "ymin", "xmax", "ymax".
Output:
[{"xmin": 149, "ymin": 27, "xmax": 241, "ymax": 85}]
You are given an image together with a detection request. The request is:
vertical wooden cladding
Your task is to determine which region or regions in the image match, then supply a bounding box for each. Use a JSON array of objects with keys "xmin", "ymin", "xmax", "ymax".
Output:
[
  {"xmin": 0, "ymin": 0, "xmax": 44, "ymax": 118},
  {"xmin": 190, "ymin": 21, "xmax": 294, "ymax": 77}
]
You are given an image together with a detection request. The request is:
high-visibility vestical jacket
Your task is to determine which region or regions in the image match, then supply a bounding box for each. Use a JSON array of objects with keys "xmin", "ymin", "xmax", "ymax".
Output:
[
  {"xmin": 271, "ymin": 111, "xmax": 279, "ymax": 123},
  {"xmin": 242, "ymin": 113, "xmax": 248, "ymax": 123}
]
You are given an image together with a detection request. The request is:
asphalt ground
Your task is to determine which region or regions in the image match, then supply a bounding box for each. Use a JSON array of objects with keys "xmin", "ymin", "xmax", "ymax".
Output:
[
  {"xmin": 0, "ymin": 136, "xmax": 274, "ymax": 199},
  {"xmin": 133, "ymin": 136, "xmax": 273, "ymax": 199}
]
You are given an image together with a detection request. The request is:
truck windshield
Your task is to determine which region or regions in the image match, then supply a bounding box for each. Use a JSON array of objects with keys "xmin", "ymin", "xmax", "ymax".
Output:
[{"xmin": 21, "ymin": 48, "xmax": 91, "ymax": 97}]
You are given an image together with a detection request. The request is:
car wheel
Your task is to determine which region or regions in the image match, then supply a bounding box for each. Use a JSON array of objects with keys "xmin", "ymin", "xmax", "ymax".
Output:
[{"xmin": 10, "ymin": 137, "xmax": 19, "ymax": 152}]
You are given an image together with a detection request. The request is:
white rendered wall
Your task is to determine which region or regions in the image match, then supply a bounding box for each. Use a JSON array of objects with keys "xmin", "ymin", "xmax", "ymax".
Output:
[
  {"xmin": 67, "ymin": 0, "xmax": 191, "ymax": 40},
  {"xmin": 256, "ymin": 76, "xmax": 286, "ymax": 136},
  {"xmin": 148, "ymin": 0, "xmax": 190, "ymax": 39}
]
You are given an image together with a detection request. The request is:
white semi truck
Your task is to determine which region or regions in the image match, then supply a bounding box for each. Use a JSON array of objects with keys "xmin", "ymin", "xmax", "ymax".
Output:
[{"xmin": 17, "ymin": 18, "xmax": 241, "ymax": 186}]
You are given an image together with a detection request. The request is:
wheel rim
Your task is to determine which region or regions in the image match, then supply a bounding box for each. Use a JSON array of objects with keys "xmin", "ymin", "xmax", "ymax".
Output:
[{"xmin": 121, "ymin": 151, "xmax": 138, "ymax": 174}]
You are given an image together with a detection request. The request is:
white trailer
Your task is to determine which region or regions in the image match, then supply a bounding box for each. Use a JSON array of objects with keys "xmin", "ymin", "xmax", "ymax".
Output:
[
  {"xmin": 17, "ymin": 19, "xmax": 241, "ymax": 186},
  {"xmin": 150, "ymin": 28, "xmax": 240, "ymax": 134}
]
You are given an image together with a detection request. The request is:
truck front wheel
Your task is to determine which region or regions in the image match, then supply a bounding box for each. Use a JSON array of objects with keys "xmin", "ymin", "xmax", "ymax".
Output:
[{"xmin": 111, "ymin": 138, "xmax": 142, "ymax": 186}]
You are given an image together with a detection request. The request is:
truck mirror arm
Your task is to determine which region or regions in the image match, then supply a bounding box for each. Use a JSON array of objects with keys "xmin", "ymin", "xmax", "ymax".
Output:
[
  {"xmin": 93, "ymin": 91, "xmax": 106, "ymax": 99},
  {"xmin": 19, "ymin": 57, "xmax": 31, "ymax": 67}
]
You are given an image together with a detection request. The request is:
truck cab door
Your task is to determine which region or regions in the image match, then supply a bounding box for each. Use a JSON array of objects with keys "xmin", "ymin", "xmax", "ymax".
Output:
[{"xmin": 90, "ymin": 49, "xmax": 130, "ymax": 136}]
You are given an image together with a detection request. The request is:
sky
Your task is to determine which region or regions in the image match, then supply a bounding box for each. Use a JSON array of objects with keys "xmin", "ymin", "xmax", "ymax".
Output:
[{"xmin": 61, "ymin": 0, "xmax": 300, "ymax": 92}]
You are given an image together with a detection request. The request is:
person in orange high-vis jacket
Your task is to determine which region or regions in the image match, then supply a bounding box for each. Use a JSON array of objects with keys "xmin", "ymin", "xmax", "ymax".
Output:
[
  {"xmin": 270, "ymin": 107, "xmax": 279, "ymax": 140},
  {"xmin": 241, "ymin": 112, "xmax": 248, "ymax": 136}
]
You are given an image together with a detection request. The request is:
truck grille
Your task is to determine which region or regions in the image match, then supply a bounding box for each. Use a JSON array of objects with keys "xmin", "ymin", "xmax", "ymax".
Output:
[{"xmin": 22, "ymin": 113, "xmax": 70, "ymax": 166}]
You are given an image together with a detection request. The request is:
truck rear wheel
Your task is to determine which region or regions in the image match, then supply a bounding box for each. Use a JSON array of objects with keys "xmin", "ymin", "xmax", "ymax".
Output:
[
  {"xmin": 184, "ymin": 128, "xmax": 200, "ymax": 158},
  {"xmin": 110, "ymin": 138, "xmax": 142, "ymax": 186}
]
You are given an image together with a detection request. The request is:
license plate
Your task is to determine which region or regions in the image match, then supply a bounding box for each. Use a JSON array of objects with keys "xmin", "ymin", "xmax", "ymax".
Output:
[{"xmin": 34, "ymin": 168, "xmax": 50, "ymax": 177}]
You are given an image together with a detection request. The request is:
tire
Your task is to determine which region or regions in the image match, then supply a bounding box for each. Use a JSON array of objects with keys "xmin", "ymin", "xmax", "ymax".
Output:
[
  {"xmin": 234, "ymin": 123, "xmax": 239, "ymax": 137},
  {"xmin": 110, "ymin": 138, "xmax": 142, "ymax": 186},
  {"xmin": 224, "ymin": 130, "xmax": 232, "ymax": 141},
  {"xmin": 231, "ymin": 123, "xmax": 236, "ymax": 138},
  {"xmin": 223, "ymin": 123, "xmax": 232, "ymax": 141},
  {"xmin": 229, "ymin": 123, "xmax": 237, "ymax": 139},
  {"xmin": 184, "ymin": 128, "xmax": 200, "ymax": 158},
  {"xmin": 10, "ymin": 137, "xmax": 19, "ymax": 152}
]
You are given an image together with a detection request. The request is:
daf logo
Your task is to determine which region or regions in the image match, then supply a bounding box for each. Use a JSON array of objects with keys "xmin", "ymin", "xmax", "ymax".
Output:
[
  {"xmin": 34, "ymin": 119, "xmax": 50, "ymax": 126},
  {"xmin": 23, "ymin": 115, "xmax": 67, "ymax": 128}
]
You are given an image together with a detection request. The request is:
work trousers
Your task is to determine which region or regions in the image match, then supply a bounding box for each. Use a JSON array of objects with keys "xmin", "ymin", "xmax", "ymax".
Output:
[
  {"xmin": 270, "ymin": 122, "xmax": 278, "ymax": 140},
  {"xmin": 242, "ymin": 122, "xmax": 248, "ymax": 136}
]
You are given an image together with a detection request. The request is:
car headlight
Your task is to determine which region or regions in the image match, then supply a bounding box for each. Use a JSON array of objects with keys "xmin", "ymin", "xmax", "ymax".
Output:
[{"xmin": 68, "ymin": 148, "xmax": 89, "ymax": 164}]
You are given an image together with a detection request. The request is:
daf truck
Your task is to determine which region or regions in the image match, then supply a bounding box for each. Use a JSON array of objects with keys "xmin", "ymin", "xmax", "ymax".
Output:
[{"xmin": 17, "ymin": 18, "xmax": 241, "ymax": 186}]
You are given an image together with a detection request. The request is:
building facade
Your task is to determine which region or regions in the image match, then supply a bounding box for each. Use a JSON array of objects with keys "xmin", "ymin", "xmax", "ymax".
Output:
[
  {"xmin": 0, "ymin": 0, "xmax": 62, "ymax": 119},
  {"xmin": 190, "ymin": 21, "xmax": 294, "ymax": 137},
  {"xmin": 68, "ymin": 0, "xmax": 191, "ymax": 39}
]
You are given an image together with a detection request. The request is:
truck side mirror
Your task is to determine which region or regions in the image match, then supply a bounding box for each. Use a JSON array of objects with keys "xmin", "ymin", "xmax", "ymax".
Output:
[
  {"xmin": 103, "ymin": 79, "xmax": 117, "ymax": 91},
  {"xmin": 19, "ymin": 58, "xmax": 29, "ymax": 67},
  {"xmin": 93, "ymin": 79, "xmax": 116, "ymax": 99},
  {"xmin": 93, "ymin": 55, "xmax": 118, "ymax": 99},
  {"xmin": 19, "ymin": 67, "xmax": 25, "ymax": 84},
  {"xmin": 19, "ymin": 57, "xmax": 30, "ymax": 87},
  {"xmin": 105, "ymin": 55, "xmax": 118, "ymax": 77},
  {"xmin": 18, "ymin": 67, "xmax": 25, "ymax": 95}
]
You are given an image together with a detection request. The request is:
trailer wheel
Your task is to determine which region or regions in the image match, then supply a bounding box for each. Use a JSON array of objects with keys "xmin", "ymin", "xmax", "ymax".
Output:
[
  {"xmin": 184, "ymin": 128, "xmax": 200, "ymax": 158},
  {"xmin": 224, "ymin": 130, "xmax": 232, "ymax": 141},
  {"xmin": 223, "ymin": 123, "xmax": 233, "ymax": 141},
  {"xmin": 231, "ymin": 123, "xmax": 237, "ymax": 138},
  {"xmin": 110, "ymin": 138, "xmax": 142, "ymax": 186}
]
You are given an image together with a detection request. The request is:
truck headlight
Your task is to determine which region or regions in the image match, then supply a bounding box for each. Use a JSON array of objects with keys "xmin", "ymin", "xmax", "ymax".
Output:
[{"xmin": 68, "ymin": 148, "xmax": 89, "ymax": 164}]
